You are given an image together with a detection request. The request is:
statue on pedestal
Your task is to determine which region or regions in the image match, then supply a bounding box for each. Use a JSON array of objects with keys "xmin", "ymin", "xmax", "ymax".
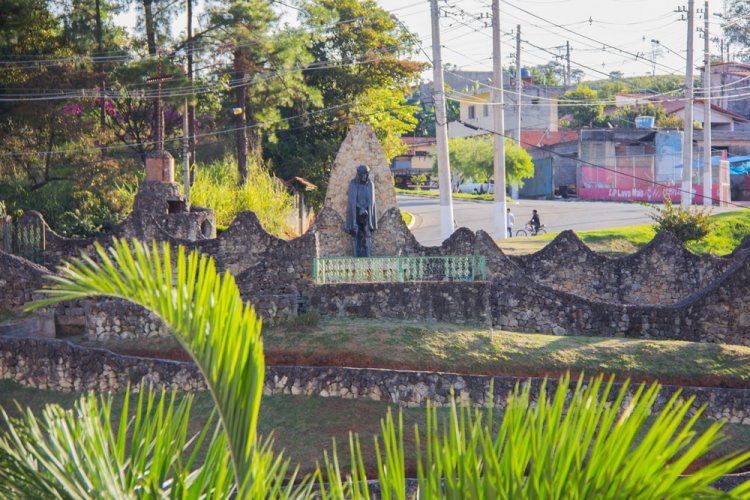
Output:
[{"xmin": 345, "ymin": 164, "xmax": 377, "ymax": 257}]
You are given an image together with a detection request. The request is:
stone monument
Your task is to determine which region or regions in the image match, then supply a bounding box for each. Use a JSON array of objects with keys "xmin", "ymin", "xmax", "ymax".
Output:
[
  {"xmin": 315, "ymin": 123, "xmax": 416, "ymax": 257},
  {"xmin": 344, "ymin": 164, "xmax": 377, "ymax": 257}
]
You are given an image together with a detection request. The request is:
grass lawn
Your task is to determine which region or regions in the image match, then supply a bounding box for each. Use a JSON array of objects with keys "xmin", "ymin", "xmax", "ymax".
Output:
[
  {"xmin": 78, "ymin": 319, "xmax": 750, "ymax": 389},
  {"xmin": 396, "ymin": 187, "xmax": 511, "ymax": 202},
  {"xmin": 501, "ymin": 209, "xmax": 750, "ymax": 256},
  {"xmin": 2, "ymin": 380, "xmax": 749, "ymax": 477}
]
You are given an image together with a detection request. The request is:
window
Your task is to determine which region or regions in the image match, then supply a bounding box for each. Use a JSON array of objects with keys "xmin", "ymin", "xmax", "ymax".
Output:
[
  {"xmin": 483, "ymin": 104, "xmax": 489, "ymax": 117},
  {"xmin": 468, "ymin": 105, "xmax": 476, "ymax": 119},
  {"xmin": 531, "ymin": 98, "xmax": 540, "ymax": 105}
]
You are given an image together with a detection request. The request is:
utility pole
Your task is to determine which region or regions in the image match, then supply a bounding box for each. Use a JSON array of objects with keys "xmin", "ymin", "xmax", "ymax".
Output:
[
  {"xmin": 512, "ymin": 24, "xmax": 522, "ymax": 200},
  {"xmin": 430, "ymin": 0, "xmax": 455, "ymax": 240},
  {"xmin": 183, "ymin": 94, "xmax": 190, "ymax": 206},
  {"xmin": 566, "ymin": 41, "xmax": 571, "ymax": 87},
  {"xmin": 703, "ymin": 0, "xmax": 712, "ymax": 207},
  {"xmin": 492, "ymin": 0, "xmax": 507, "ymax": 239},
  {"xmin": 95, "ymin": 0, "xmax": 105, "ymax": 128},
  {"xmin": 146, "ymin": 56, "xmax": 173, "ymax": 152},
  {"xmin": 187, "ymin": 0, "xmax": 196, "ymax": 167},
  {"xmin": 681, "ymin": 0, "xmax": 695, "ymax": 209}
]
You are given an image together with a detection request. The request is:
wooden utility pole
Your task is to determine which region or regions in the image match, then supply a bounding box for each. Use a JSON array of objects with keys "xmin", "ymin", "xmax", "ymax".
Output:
[
  {"xmin": 430, "ymin": 0, "xmax": 455, "ymax": 240},
  {"xmin": 703, "ymin": 0, "xmax": 712, "ymax": 206},
  {"xmin": 566, "ymin": 41, "xmax": 571, "ymax": 87},
  {"xmin": 187, "ymin": 0, "xmax": 196, "ymax": 165},
  {"xmin": 681, "ymin": 0, "xmax": 695, "ymax": 209},
  {"xmin": 492, "ymin": 0, "xmax": 507, "ymax": 239},
  {"xmin": 95, "ymin": 0, "xmax": 105, "ymax": 128}
]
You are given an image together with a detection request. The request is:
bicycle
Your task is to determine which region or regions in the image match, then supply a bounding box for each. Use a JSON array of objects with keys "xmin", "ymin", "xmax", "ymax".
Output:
[{"xmin": 515, "ymin": 222, "xmax": 546, "ymax": 237}]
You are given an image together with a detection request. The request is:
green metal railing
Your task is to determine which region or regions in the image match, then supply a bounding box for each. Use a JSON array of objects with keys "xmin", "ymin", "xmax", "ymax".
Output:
[{"xmin": 313, "ymin": 255, "xmax": 486, "ymax": 284}]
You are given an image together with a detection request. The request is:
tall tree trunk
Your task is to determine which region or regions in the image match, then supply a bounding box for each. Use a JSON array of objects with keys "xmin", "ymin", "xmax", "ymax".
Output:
[
  {"xmin": 247, "ymin": 125, "xmax": 262, "ymax": 168},
  {"xmin": 143, "ymin": 0, "xmax": 157, "ymax": 55},
  {"xmin": 235, "ymin": 83, "xmax": 248, "ymax": 184}
]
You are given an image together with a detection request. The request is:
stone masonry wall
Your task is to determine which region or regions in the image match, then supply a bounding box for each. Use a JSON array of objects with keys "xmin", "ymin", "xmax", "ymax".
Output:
[
  {"xmin": 0, "ymin": 250, "xmax": 49, "ymax": 310},
  {"xmin": 1, "ymin": 336, "xmax": 749, "ymax": 426},
  {"xmin": 512, "ymin": 231, "xmax": 740, "ymax": 305}
]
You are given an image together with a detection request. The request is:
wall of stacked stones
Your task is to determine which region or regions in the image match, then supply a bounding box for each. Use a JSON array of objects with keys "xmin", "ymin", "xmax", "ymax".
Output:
[
  {"xmin": 0, "ymin": 250, "xmax": 48, "ymax": 309},
  {"xmin": 2, "ymin": 336, "xmax": 749, "ymax": 425},
  {"xmin": 511, "ymin": 231, "xmax": 743, "ymax": 305}
]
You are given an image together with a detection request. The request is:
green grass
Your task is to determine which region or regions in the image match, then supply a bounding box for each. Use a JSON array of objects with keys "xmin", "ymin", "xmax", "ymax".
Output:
[
  {"xmin": 2, "ymin": 380, "xmax": 749, "ymax": 478},
  {"xmin": 515, "ymin": 209, "xmax": 750, "ymax": 256},
  {"xmin": 401, "ymin": 210, "xmax": 413, "ymax": 226},
  {"xmin": 262, "ymin": 319, "xmax": 750, "ymax": 388},
  {"xmin": 396, "ymin": 187, "xmax": 510, "ymax": 202}
]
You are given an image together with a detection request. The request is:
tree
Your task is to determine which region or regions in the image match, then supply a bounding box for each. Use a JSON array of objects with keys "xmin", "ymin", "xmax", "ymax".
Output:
[
  {"xmin": 265, "ymin": 0, "xmax": 424, "ymax": 203},
  {"xmin": 610, "ymin": 102, "xmax": 684, "ymax": 129},
  {"xmin": 203, "ymin": 0, "xmax": 317, "ymax": 184},
  {"xmin": 723, "ymin": 1, "xmax": 750, "ymax": 62},
  {"xmin": 1, "ymin": 239, "xmax": 749, "ymax": 497},
  {"xmin": 438, "ymin": 134, "xmax": 534, "ymax": 187},
  {"xmin": 410, "ymin": 174, "xmax": 427, "ymax": 189},
  {"xmin": 529, "ymin": 61, "xmax": 563, "ymax": 85},
  {"xmin": 561, "ymin": 85, "xmax": 604, "ymax": 127}
]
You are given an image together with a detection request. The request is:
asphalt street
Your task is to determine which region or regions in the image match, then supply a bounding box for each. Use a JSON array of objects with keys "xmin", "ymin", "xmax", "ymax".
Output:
[{"xmin": 398, "ymin": 195, "xmax": 737, "ymax": 247}]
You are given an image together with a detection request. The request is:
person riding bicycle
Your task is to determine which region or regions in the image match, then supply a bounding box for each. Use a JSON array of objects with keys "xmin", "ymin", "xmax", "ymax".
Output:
[{"xmin": 530, "ymin": 209, "xmax": 541, "ymax": 235}]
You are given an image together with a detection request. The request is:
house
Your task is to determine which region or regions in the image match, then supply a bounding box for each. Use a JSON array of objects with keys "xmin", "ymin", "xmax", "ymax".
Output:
[
  {"xmin": 576, "ymin": 128, "xmax": 730, "ymax": 204},
  {"xmin": 390, "ymin": 136, "xmax": 437, "ymax": 188},
  {"xmin": 702, "ymin": 61, "xmax": 750, "ymax": 119},
  {"xmin": 519, "ymin": 130, "xmax": 580, "ymax": 198},
  {"xmin": 443, "ymin": 70, "xmax": 564, "ymax": 138}
]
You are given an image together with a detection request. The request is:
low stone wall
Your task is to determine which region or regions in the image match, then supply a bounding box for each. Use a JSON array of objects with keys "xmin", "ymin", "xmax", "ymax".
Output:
[
  {"xmin": 1, "ymin": 337, "xmax": 748, "ymax": 426},
  {"xmin": 0, "ymin": 337, "xmax": 205, "ymax": 392},
  {"xmin": 85, "ymin": 299, "xmax": 170, "ymax": 341},
  {"xmin": 510, "ymin": 231, "xmax": 742, "ymax": 305},
  {"xmin": 0, "ymin": 250, "xmax": 48, "ymax": 310},
  {"xmin": 308, "ymin": 281, "xmax": 491, "ymax": 325}
]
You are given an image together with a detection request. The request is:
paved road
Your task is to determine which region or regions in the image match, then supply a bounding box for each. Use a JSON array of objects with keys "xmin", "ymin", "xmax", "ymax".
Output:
[{"xmin": 398, "ymin": 195, "xmax": 736, "ymax": 246}]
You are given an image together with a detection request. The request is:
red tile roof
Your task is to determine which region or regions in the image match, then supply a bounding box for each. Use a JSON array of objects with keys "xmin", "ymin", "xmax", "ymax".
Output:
[{"xmin": 519, "ymin": 130, "xmax": 579, "ymax": 150}]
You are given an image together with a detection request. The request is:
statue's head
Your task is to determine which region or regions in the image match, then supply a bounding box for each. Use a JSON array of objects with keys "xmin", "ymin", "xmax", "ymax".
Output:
[{"xmin": 356, "ymin": 164, "xmax": 370, "ymax": 183}]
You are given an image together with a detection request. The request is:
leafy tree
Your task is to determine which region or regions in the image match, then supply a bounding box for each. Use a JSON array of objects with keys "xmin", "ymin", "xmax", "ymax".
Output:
[
  {"xmin": 561, "ymin": 85, "xmax": 604, "ymax": 127},
  {"xmin": 203, "ymin": 0, "xmax": 317, "ymax": 184},
  {"xmin": 529, "ymin": 61, "xmax": 563, "ymax": 85},
  {"xmin": 571, "ymin": 68, "xmax": 585, "ymax": 84},
  {"xmin": 723, "ymin": 1, "xmax": 750, "ymax": 62},
  {"xmin": 265, "ymin": 0, "xmax": 424, "ymax": 204},
  {"xmin": 0, "ymin": 240, "xmax": 748, "ymax": 496},
  {"xmin": 437, "ymin": 134, "xmax": 534, "ymax": 187},
  {"xmin": 408, "ymin": 85, "xmax": 459, "ymax": 137},
  {"xmin": 410, "ymin": 174, "xmax": 427, "ymax": 189},
  {"xmin": 610, "ymin": 102, "xmax": 684, "ymax": 129},
  {"xmin": 649, "ymin": 196, "xmax": 713, "ymax": 242}
]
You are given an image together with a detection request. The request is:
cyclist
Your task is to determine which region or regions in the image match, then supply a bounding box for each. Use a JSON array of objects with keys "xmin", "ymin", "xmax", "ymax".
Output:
[{"xmin": 530, "ymin": 209, "xmax": 541, "ymax": 235}]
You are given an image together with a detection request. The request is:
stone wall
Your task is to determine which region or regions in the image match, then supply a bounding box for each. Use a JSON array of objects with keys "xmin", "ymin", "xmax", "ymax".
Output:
[
  {"xmin": 0, "ymin": 250, "xmax": 48, "ymax": 310},
  {"xmin": 86, "ymin": 299, "xmax": 170, "ymax": 341},
  {"xmin": 2, "ymin": 336, "xmax": 749, "ymax": 426},
  {"xmin": 512, "ymin": 231, "xmax": 740, "ymax": 305},
  {"xmin": 308, "ymin": 281, "xmax": 491, "ymax": 325}
]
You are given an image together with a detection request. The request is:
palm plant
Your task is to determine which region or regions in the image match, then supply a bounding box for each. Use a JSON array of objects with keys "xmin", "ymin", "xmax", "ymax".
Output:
[{"xmin": 0, "ymin": 238, "xmax": 748, "ymax": 498}]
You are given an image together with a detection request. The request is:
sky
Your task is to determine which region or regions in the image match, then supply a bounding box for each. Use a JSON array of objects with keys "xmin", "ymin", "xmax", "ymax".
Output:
[
  {"xmin": 116, "ymin": 0, "xmax": 730, "ymax": 81},
  {"xmin": 377, "ymin": 0, "xmax": 728, "ymax": 81}
]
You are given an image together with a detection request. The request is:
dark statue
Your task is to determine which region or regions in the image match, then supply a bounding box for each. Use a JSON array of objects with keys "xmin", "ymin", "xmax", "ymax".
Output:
[{"xmin": 345, "ymin": 164, "xmax": 377, "ymax": 257}]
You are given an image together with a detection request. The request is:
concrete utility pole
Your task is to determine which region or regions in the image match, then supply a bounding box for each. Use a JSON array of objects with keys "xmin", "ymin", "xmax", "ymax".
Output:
[
  {"xmin": 511, "ymin": 24, "xmax": 521, "ymax": 200},
  {"xmin": 681, "ymin": 0, "xmax": 695, "ymax": 209},
  {"xmin": 183, "ymin": 94, "xmax": 190, "ymax": 206},
  {"xmin": 430, "ymin": 0, "xmax": 455, "ymax": 240},
  {"xmin": 492, "ymin": 0, "xmax": 508, "ymax": 239},
  {"xmin": 703, "ymin": 0, "xmax": 712, "ymax": 207},
  {"xmin": 566, "ymin": 41, "xmax": 571, "ymax": 87}
]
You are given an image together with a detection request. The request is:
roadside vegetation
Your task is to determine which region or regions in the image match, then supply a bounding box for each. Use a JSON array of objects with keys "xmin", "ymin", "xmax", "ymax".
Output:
[{"xmin": 524, "ymin": 209, "xmax": 750, "ymax": 256}]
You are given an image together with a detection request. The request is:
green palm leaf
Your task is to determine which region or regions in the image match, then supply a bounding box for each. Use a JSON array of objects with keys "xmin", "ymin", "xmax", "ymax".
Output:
[{"xmin": 23, "ymin": 238, "xmax": 310, "ymax": 498}]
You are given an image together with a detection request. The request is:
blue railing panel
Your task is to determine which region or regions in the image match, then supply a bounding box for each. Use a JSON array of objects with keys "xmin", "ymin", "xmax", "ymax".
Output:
[{"xmin": 314, "ymin": 255, "xmax": 486, "ymax": 284}]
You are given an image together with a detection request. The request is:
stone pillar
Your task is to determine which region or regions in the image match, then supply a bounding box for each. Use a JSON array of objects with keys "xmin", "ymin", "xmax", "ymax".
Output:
[{"xmin": 145, "ymin": 150, "xmax": 175, "ymax": 183}]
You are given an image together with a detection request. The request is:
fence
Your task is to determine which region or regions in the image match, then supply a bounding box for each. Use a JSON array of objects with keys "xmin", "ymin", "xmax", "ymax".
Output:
[
  {"xmin": 0, "ymin": 213, "xmax": 46, "ymax": 265},
  {"xmin": 313, "ymin": 255, "xmax": 486, "ymax": 284}
]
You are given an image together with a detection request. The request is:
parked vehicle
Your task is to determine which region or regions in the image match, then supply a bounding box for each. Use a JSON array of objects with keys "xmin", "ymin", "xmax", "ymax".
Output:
[{"xmin": 457, "ymin": 182, "xmax": 494, "ymax": 194}]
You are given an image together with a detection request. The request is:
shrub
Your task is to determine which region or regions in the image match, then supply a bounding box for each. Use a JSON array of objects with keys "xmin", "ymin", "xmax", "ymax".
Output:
[
  {"xmin": 190, "ymin": 157, "xmax": 295, "ymax": 237},
  {"xmin": 649, "ymin": 196, "xmax": 713, "ymax": 243}
]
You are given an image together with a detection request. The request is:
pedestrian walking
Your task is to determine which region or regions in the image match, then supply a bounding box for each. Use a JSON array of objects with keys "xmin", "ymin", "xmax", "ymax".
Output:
[{"xmin": 506, "ymin": 207, "xmax": 514, "ymax": 237}]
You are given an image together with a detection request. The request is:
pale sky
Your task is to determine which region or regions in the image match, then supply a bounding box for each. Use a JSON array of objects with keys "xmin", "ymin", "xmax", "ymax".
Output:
[
  {"xmin": 116, "ymin": 0, "xmax": 730, "ymax": 82},
  {"xmin": 378, "ymin": 0, "xmax": 727, "ymax": 81}
]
